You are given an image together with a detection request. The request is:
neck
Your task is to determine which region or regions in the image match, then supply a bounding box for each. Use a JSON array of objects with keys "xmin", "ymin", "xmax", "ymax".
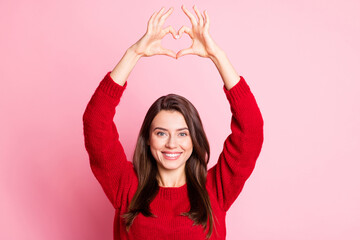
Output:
[{"xmin": 156, "ymin": 168, "xmax": 186, "ymax": 187}]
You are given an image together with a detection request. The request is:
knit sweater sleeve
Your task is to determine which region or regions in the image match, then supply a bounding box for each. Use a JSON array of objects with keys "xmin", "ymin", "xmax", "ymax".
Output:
[
  {"xmin": 82, "ymin": 71, "xmax": 136, "ymax": 208},
  {"xmin": 207, "ymin": 76, "xmax": 264, "ymax": 212}
]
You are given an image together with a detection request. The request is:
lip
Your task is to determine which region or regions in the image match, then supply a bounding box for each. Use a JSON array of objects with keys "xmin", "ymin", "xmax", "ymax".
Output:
[{"xmin": 162, "ymin": 152, "xmax": 182, "ymax": 160}]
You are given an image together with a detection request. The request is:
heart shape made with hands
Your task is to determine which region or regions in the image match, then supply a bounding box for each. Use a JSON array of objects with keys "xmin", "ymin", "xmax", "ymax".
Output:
[
  {"xmin": 161, "ymin": 31, "xmax": 193, "ymax": 57},
  {"xmin": 138, "ymin": 5, "xmax": 213, "ymax": 59}
]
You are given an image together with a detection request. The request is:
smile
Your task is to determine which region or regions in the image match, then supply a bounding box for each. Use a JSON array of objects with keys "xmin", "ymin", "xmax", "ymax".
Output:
[{"xmin": 162, "ymin": 152, "xmax": 182, "ymax": 160}]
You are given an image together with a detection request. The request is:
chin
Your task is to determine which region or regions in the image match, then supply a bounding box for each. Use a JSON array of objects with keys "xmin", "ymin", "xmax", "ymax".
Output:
[{"xmin": 159, "ymin": 161, "xmax": 185, "ymax": 171}]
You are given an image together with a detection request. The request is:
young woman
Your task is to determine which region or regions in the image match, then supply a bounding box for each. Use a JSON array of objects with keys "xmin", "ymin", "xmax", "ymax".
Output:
[{"xmin": 83, "ymin": 5, "xmax": 264, "ymax": 240}]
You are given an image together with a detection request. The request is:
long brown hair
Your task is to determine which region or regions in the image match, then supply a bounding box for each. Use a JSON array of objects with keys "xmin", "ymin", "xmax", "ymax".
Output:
[{"xmin": 121, "ymin": 93, "xmax": 215, "ymax": 238}]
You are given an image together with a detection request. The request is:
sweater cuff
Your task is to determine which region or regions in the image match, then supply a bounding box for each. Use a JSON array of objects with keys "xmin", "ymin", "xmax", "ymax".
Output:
[
  {"xmin": 98, "ymin": 71, "xmax": 128, "ymax": 99},
  {"xmin": 222, "ymin": 76, "xmax": 251, "ymax": 104}
]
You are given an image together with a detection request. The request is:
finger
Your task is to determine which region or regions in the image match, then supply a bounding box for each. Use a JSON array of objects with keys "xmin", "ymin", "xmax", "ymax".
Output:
[
  {"xmin": 193, "ymin": 5, "xmax": 203, "ymax": 25},
  {"xmin": 160, "ymin": 47, "xmax": 177, "ymax": 59},
  {"xmin": 147, "ymin": 11, "xmax": 158, "ymax": 31},
  {"xmin": 201, "ymin": 10, "xmax": 206, "ymax": 23},
  {"xmin": 204, "ymin": 10, "xmax": 210, "ymax": 31},
  {"xmin": 154, "ymin": 7, "xmax": 166, "ymax": 22},
  {"xmin": 178, "ymin": 25, "xmax": 193, "ymax": 39},
  {"xmin": 176, "ymin": 48, "xmax": 195, "ymax": 58},
  {"xmin": 148, "ymin": 11, "xmax": 157, "ymax": 25},
  {"xmin": 163, "ymin": 25, "xmax": 178, "ymax": 39},
  {"xmin": 181, "ymin": 5, "xmax": 197, "ymax": 25},
  {"xmin": 159, "ymin": 7, "xmax": 173, "ymax": 26}
]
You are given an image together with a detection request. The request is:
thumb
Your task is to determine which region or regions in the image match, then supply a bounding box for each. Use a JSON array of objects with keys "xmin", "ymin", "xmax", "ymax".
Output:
[
  {"xmin": 176, "ymin": 48, "xmax": 194, "ymax": 59},
  {"xmin": 160, "ymin": 47, "xmax": 177, "ymax": 59}
]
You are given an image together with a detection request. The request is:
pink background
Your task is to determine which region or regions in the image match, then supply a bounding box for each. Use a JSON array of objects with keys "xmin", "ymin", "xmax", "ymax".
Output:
[{"xmin": 1, "ymin": 0, "xmax": 359, "ymax": 239}]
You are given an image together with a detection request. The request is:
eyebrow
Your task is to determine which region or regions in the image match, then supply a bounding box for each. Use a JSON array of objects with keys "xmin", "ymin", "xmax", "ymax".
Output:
[{"xmin": 153, "ymin": 127, "xmax": 189, "ymax": 132}]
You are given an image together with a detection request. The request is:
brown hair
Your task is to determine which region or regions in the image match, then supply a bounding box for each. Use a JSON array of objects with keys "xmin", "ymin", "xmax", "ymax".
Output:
[{"xmin": 121, "ymin": 93, "xmax": 215, "ymax": 238}]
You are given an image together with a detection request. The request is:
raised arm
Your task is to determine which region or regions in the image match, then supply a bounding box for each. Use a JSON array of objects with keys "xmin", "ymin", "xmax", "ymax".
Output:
[
  {"xmin": 83, "ymin": 7, "xmax": 178, "ymax": 208},
  {"xmin": 208, "ymin": 76, "xmax": 264, "ymax": 211},
  {"xmin": 177, "ymin": 5, "xmax": 264, "ymax": 211},
  {"xmin": 83, "ymin": 72, "xmax": 132, "ymax": 208}
]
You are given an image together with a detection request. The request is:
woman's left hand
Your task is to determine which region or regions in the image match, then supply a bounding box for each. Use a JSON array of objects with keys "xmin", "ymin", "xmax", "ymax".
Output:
[{"xmin": 176, "ymin": 5, "xmax": 222, "ymax": 59}]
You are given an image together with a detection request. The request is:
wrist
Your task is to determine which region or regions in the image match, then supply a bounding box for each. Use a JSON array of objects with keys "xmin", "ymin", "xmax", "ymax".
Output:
[
  {"xmin": 109, "ymin": 46, "xmax": 142, "ymax": 86},
  {"xmin": 209, "ymin": 48, "xmax": 226, "ymax": 65},
  {"xmin": 209, "ymin": 46, "xmax": 225, "ymax": 62},
  {"xmin": 128, "ymin": 44, "xmax": 144, "ymax": 58}
]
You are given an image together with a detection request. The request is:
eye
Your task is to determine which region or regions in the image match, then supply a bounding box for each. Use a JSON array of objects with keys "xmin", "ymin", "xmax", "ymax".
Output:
[
  {"xmin": 156, "ymin": 131, "xmax": 166, "ymax": 136},
  {"xmin": 179, "ymin": 132, "xmax": 188, "ymax": 137}
]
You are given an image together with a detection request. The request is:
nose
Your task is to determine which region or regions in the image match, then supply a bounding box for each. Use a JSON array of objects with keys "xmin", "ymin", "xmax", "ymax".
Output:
[{"xmin": 165, "ymin": 135, "xmax": 177, "ymax": 148}]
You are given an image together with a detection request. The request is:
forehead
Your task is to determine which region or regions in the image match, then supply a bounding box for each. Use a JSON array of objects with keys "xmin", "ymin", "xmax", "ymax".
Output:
[{"xmin": 151, "ymin": 110, "xmax": 188, "ymax": 129}]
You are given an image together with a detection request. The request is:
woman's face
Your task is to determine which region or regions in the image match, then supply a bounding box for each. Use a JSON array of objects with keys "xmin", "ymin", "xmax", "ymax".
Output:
[{"xmin": 148, "ymin": 110, "xmax": 193, "ymax": 173}]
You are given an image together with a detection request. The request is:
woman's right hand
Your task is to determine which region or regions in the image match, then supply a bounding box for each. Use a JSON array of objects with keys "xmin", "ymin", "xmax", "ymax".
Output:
[{"xmin": 130, "ymin": 7, "xmax": 178, "ymax": 59}]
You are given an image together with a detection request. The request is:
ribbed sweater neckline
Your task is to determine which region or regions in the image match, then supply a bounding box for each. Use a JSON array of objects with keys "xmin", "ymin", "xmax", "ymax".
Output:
[{"xmin": 157, "ymin": 183, "xmax": 188, "ymax": 200}]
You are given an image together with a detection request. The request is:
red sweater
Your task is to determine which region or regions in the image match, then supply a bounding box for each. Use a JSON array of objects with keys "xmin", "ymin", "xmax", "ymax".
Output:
[{"xmin": 83, "ymin": 72, "xmax": 264, "ymax": 240}]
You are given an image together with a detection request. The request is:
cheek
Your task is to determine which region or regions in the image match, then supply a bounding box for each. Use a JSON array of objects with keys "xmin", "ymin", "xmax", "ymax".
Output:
[
  {"xmin": 149, "ymin": 138, "xmax": 161, "ymax": 160},
  {"xmin": 149, "ymin": 136, "xmax": 164, "ymax": 149},
  {"xmin": 180, "ymin": 138, "xmax": 193, "ymax": 150}
]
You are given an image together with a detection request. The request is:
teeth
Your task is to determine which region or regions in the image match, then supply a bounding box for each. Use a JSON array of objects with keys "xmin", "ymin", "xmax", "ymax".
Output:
[{"xmin": 164, "ymin": 153, "xmax": 180, "ymax": 157}]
